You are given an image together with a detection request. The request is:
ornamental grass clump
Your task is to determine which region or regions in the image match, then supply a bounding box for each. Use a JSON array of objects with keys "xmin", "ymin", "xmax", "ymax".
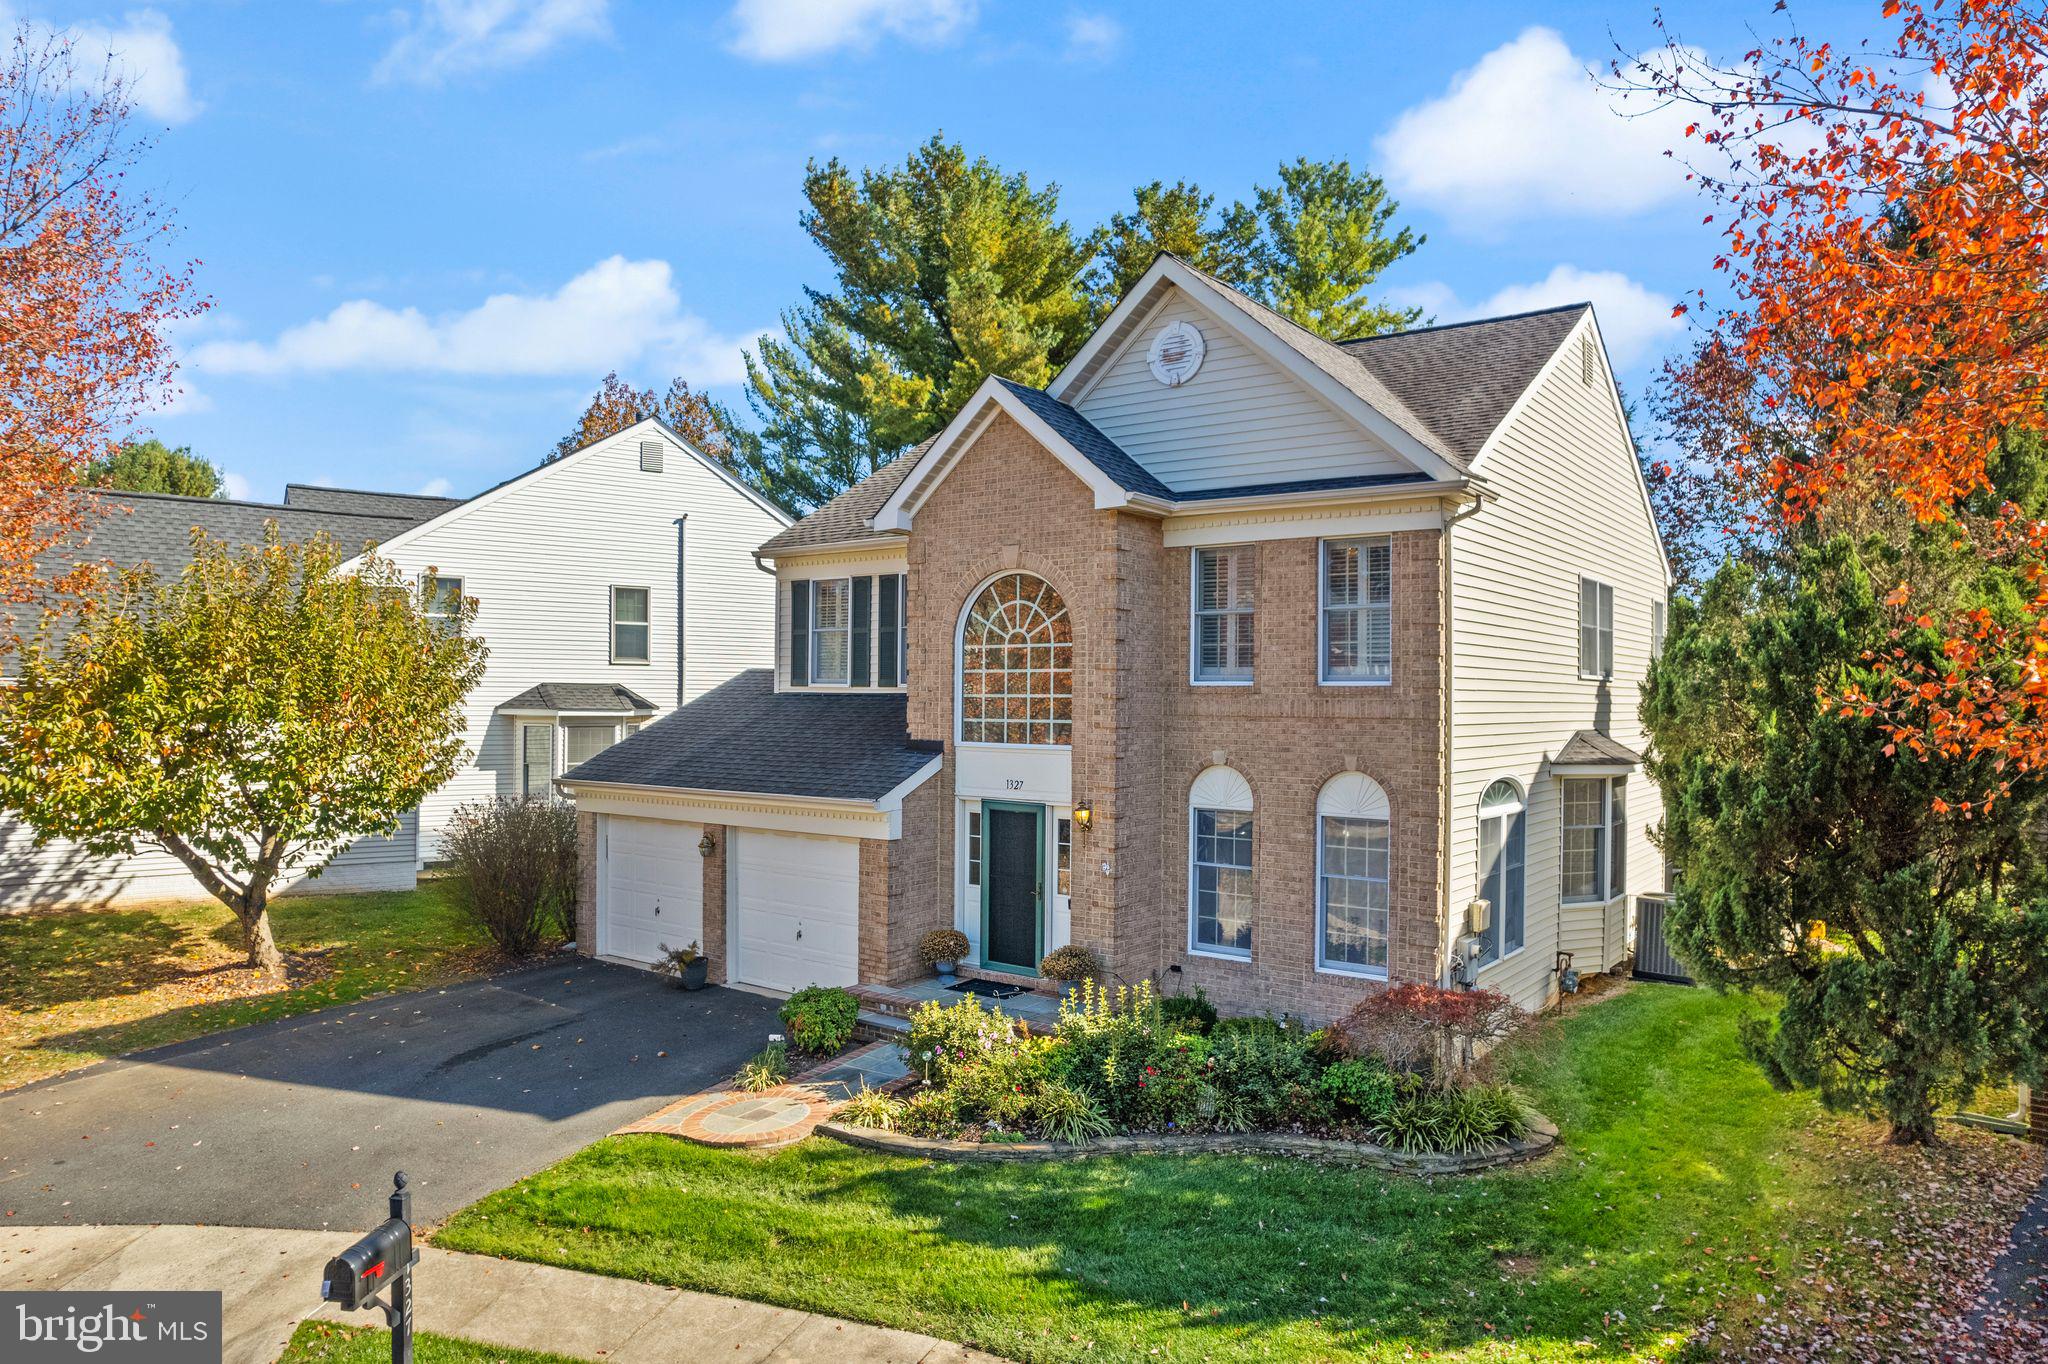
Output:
[
  {"xmin": 736, "ymin": 1042, "xmax": 789, "ymax": 1092},
  {"xmin": 835, "ymin": 1085, "xmax": 904, "ymax": 1131}
]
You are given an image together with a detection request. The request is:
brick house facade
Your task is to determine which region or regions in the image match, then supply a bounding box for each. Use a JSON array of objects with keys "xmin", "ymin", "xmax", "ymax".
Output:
[{"xmin": 561, "ymin": 254, "xmax": 1670, "ymax": 1021}]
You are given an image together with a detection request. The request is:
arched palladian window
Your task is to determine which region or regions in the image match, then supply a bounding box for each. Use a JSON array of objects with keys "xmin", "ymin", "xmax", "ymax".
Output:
[
  {"xmin": 959, "ymin": 573, "xmax": 1073, "ymax": 746},
  {"xmin": 1317, "ymin": 772, "xmax": 1391, "ymax": 976},
  {"xmin": 1188, "ymin": 766, "xmax": 1254, "ymax": 958},
  {"xmin": 1477, "ymin": 779, "xmax": 1526, "ymax": 964}
]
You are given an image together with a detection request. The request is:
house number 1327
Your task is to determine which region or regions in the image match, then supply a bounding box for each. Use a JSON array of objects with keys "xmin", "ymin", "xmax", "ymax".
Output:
[{"xmin": 1004, "ymin": 779, "xmax": 1025, "ymax": 790}]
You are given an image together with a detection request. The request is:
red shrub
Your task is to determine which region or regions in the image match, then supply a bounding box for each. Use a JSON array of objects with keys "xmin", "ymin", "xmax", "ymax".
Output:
[{"xmin": 1337, "ymin": 984, "xmax": 1525, "ymax": 1083}]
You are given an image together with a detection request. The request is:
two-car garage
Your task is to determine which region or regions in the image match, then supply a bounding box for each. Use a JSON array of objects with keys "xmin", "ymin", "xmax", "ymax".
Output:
[{"xmin": 598, "ymin": 816, "xmax": 861, "ymax": 994}]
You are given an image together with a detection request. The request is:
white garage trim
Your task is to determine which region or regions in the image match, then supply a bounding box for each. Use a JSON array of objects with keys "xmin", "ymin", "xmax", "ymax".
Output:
[
  {"xmin": 568, "ymin": 780, "xmax": 894, "ymax": 840},
  {"xmin": 596, "ymin": 814, "xmax": 703, "ymax": 966}
]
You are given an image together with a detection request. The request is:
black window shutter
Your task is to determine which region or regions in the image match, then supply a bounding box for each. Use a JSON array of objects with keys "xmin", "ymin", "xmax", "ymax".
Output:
[
  {"xmin": 851, "ymin": 576, "xmax": 873, "ymax": 688},
  {"xmin": 788, "ymin": 579, "xmax": 810, "ymax": 687},
  {"xmin": 878, "ymin": 572, "xmax": 900, "ymax": 688}
]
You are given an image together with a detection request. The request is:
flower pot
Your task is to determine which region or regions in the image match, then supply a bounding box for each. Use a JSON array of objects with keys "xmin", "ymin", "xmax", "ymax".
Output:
[
  {"xmin": 680, "ymin": 958, "xmax": 710, "ymax": 991},
  {"xmin": 934, "ymin": 960, "xmax": 958, "ymax": 981}
]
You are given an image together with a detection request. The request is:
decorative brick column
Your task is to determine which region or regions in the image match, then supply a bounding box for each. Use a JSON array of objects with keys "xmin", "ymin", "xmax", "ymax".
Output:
[
  {"xmin": 700, "ymin": 824, "xmax": 728, "ymax": 984},
  {"xmin": 2029, "ymin": 1085, "xmax": 2046, "ymax": 1144},
  {"xmin": 574, "ymin": 810, "xmax": 598, "ymax": 955}
]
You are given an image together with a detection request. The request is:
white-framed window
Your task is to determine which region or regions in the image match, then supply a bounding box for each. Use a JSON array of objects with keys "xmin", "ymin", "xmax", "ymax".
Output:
[
  {"xmin": 423, "ymin": 574, "xmax": 463, "ymax": 629},
  {"xmin": 1056, "ymin": 816, "xmax": 1072, "ymax": 897},
  {"xmin": 1476, "ymin": 779, "xmax": 1526, "ymax": 964},
  {"xmin": 966, "ymin": 808, "xmax": 982, "ymax": 887},
  {"xmin": 959, "ymin": 572, "xmax": 1073, "ymax": 746},
  {"xmin": 1320, "ymin": 537, "xmax": 1392, "ymax": 684},
  {"xmin": 1578, "ymin": 577, "xmax": 1615, "ymax": 679},
  {"xmin": 1191, "ymin": 546, "xmax": 1255, "ymax": 683},
  {"xmin": 1316, "ymin": 771, "xmax": 1391, "ymax": 976},
  {"xmin": 611, "ymin": 586, "xmax": 650, "ymax": 664},
  {"xmin": 809, "ymin": 577, "xmax": 851, "ymax": 685},
  {"xmin": 1562, "ymin": 775, "xmax": 1629, "ymax": 903},
  {"xmin": 563, "ymin": 722, "xmax": 617, "ymax": 769},
  {"xmin": 623, "ymin": 721, "xmax": 644, "ymax": 738},
  {"xmin": 1188, "ymin": 765, "xmax": 1254, "ymax": 958},
  {"xmin": 519, "ymin": 722, "xmax": 554, "ymax": 799},
  {"xmin": 1651, "ymin": 597, "xmax": 1668, "ymax": 656}
]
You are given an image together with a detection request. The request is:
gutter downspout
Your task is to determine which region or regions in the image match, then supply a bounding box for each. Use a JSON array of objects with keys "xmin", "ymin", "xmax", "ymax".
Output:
[
  {"xmin": 1441, "ymin": 494, "xmax": 1485, "ymax": 989},
  {"xmin": 675, "ymin": 515, "xmax": 688, "ymax": 707}
]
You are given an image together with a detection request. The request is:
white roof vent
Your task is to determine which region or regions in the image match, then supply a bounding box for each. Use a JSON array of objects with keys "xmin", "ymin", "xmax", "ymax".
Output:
[
  {"xmin": 639, "ymin": 439, "xmax": 664, "ymax": 473},
  {"xmin": 1148, "ymin": 319, "xmax": 1206, "ymax": 387}
]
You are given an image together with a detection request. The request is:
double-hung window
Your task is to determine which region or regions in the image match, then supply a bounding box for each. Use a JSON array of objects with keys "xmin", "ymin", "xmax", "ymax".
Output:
[
  {"xmin": 1578, "ymin": 577, "xmax": 1615, "ymax": 679},
  {"xmin": 611, "ymin": 586, "xmax": 650, "ymax": 663},
  {"xmin": 563, "ymin": 723, "xmax": 617, "ymax": 769},
  {"xmin": 1192, "ymin": 546, "xmax": 1255, "ymax": 683},
  {"xmin": 519, "ymin": 723, "xmax": 554, "ymax": 799},
  {"xmin": 1316, "ymin": 772, "xmax": 1391, "ymax": 975},
  {"xmin": 809, "ymin": 577, "xmax": 851, "ymax": 685},
  {"xmin": 1561, "ymin": 775, "xmax": 1628, "ymax": 902},
  {"xmin": 1187, "ymin": 765, "xmax": 1255, "ymax": 958},
  {"xmin": 1321, "ymin": 537, "xmax": 1392, "ymax": 683},
  {"xmin": 423, "ymin": 575, "xmax": 463, "ymax": 630}
]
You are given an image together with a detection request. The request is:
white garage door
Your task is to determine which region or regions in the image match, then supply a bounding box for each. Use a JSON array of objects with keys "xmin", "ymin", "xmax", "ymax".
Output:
[
  {"xmin": 731, "ymin": 829, "xmax": 860, "ymax": 992},
  {"xmin": 603, "ymin": 816, "xmax": 703, "ymax": 965}
]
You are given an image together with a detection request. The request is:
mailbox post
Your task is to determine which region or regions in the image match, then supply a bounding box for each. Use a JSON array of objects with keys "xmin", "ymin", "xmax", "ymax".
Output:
[{"xmin": 320, "ymin": 1172, "xmax": 418, "ymax": 1364}]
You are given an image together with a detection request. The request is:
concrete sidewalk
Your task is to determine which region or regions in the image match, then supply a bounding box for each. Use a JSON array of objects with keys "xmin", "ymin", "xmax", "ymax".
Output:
[{"xmin": 0, "ymin": 1224, "xmax": 1003, "ymax": 1364}]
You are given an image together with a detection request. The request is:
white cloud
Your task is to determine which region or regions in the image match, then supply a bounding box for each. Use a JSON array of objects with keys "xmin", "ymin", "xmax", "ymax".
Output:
[
  {"xmin": 1, "ymin": 5, "xmax": 200, "ymax": 121},
  {"xmin": 221, "ymin": 471, "xmax": 253, "ymax": 501},
  {"xmin": 188, "ymin": 256, "xmax": 765, "ymax": 384},
  {"xmin": 726, "ymin": 0, "xmax": 976, "ymax": 62},
  {"xmin": 1391, "ymin": 264, "xmax": 1683, "ymax": 370},
  {"xmin": 1063, "ymin": 12, "xmax": 1120, "ymax": 62},
  {"xmin": 416, "ymin": 477, "xmax": 456, "ymax": 496},
  {"xmin": 373, "ymin": 0, "xmax": 609, "ymax": 86},
  {"xmin": 1377, "ymin": 27, "xmax": 1690, "ymax": 223}
]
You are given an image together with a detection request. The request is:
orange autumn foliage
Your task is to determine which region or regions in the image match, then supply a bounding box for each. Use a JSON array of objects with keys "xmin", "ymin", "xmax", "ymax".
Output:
[
  {"xmin": 1628, "ymin": 0, "xmax": 2048, "ymax": 806},
  {"xmin": 0, "ymin": 25, "xmax": 204, "ymax": 613}
]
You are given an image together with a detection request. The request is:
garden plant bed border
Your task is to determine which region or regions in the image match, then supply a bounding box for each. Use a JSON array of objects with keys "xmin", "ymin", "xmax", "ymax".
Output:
[{"xmin": 816, "ymin": 1109, "xmax": 1557, "ymax": 1172}]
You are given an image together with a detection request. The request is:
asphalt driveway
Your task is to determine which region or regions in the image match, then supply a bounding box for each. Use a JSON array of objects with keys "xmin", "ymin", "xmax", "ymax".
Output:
[{"xmin": 0, "ymin": 958, "xmax": 780, "ymax": 1231}]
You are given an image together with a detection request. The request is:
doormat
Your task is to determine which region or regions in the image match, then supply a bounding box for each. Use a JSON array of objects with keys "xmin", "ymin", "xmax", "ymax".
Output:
[{"xmin": 945, "ymin": 978, "xmax": 1028, "ymax": 1000}]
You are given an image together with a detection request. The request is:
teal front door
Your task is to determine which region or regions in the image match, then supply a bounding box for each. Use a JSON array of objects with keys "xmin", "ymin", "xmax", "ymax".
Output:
[{"xmin": 980, "ymin": 801, "xmax": 1044, "ymax": 974}]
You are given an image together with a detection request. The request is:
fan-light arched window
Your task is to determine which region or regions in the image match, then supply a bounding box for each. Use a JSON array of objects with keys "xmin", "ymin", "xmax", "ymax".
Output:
[
  {"xmin": 1188, "ymin": 766, "xmax": 1254, "ymax": 958},
  {"xmin": 1477, "ymin": 779, "xmax": 1526, "ymax": 964},
  {"xmin": 959, "ymin": 573, "xmax": 1073, "ymax": 746},
  {"xmin": 1316, "ymin": 772, "xmax": 1391, "ymax": 976}
]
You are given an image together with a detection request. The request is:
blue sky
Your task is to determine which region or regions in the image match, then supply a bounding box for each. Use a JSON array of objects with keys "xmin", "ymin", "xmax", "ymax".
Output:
[{"xmin": 24, "ymin": 0, "xmax": 1877, "ymax": 503}]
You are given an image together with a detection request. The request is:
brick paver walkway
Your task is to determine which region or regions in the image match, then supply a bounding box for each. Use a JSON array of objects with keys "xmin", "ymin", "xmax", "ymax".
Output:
[{"xmin": 617, "ymin": 1041, "xmax": 908, "ymax": 1149}]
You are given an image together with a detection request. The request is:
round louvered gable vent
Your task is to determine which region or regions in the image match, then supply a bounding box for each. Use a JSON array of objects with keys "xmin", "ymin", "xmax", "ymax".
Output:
[{"xmin": 1147, "ymin": 320, "xmax": 1206, "ymax": 386}]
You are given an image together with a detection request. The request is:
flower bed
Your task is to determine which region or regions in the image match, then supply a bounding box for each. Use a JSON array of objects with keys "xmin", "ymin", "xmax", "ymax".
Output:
[{"xmin": 831, "ymin": 980, "xmax": 1551, "ymax": 1162}]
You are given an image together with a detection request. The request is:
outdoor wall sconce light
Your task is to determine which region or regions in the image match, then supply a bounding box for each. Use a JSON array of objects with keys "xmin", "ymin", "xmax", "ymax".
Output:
[
  {"xmin": 1071, "ymin": 803, "xmax": 1093, "ymax": 829},
  {"xmin": 698, "ymin": 831, "xmax": 716, "ymax": 857}
]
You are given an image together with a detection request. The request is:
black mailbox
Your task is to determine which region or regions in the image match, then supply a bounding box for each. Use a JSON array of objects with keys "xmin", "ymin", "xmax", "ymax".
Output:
[{"xmin": 321, "ymin": 1217, "xmax": 414, "ymax": 1311}]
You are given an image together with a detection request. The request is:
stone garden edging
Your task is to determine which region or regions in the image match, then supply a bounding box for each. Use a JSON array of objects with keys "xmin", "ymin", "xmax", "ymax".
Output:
[{"xmin": 816, "ymin": 1111, "xmax": 1558, "ymax": 1173}]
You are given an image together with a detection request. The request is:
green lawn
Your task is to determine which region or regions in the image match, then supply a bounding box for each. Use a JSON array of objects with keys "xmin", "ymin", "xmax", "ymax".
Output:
[
  {"xmin": 279, "ymin": 1321, "xmax": 585, "ymax": 1364},
  {"xmin": 0, "ymin": 880, "xmax": 509, "ymax": 1089},
  {"xmin": 435, "ymin": 983, "xmax": 1991, "ymax": 1363}
]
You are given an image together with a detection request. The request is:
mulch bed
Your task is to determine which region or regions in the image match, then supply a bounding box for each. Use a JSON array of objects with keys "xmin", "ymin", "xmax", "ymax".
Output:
[{"xmin": 1714, "ymin": 1123, "xmax": 2046, "ymax": 1362}]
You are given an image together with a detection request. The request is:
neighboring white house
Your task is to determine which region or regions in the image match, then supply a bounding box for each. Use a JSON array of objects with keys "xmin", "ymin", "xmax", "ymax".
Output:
[{"xmin": 0, "ymin": 418, "xmax": 787, "ymax": 911}]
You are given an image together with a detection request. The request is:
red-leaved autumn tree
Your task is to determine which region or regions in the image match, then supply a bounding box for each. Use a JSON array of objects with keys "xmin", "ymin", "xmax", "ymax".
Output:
[
  {"xmin": 1622, "ymin": 0, "xmax": 2048, "ymax": 807},
  {"xmin": 549, "ymin": 371, "xmax": 736, "ymax": 463},
  {"xmin": 0, "ymin": 24, "xmax": 203, "ymax": 610}
]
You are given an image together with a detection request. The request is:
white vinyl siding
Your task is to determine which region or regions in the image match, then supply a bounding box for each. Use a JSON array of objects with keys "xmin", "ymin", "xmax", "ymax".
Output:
[
  {"xmin": 1578, "ymin": 577, "xmax": 1615, "ymax": 679},
  {"xmin": 1447, "ymin": 316, "xmax": 1669, "ymax": 1006},
  {"xmin": 1071, "ymin": 288, "xmax": 1417, "ymax": 492},
  {"xmin": 1191, "ymin": 545, "xmax": 1255, "ymax": 683},
  {"xmin": 1320, "ymin": 536, "xmax": 1392, "ymax": 684},
  {"xmin": 367, "ymin": 423, "xmax": 784, "ymax": 860}
]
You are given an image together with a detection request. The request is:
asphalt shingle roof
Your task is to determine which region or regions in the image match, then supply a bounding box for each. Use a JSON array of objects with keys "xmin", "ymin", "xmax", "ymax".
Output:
[
  {"xmin": 1554, "ymin": 730, "xmax": 1644, "ymax": 767},
  {"xmin": 560, "ymin": 669, "xmax": 942, "ymax": 801},
  {"xmin": 283, "ymin": 484, "xmax": 467, "ymax": 520},
  {"xmin": 499, "ymin": 683, "xmax": 657, "ymax": 713},
  {"xmin": 68, "ymin": 491, "xmax": 428, "ymax": 576},
  {"xmin": 756, "ymin": 439, "xmax": 932, "ymax": 557},
  {"xmin": 992, "ymin": 378, "xmax": 1176, "ymax": 499},
  {"xmin": 1341, "ymin": 304, "xmax": 1591, "ymax": 465}
]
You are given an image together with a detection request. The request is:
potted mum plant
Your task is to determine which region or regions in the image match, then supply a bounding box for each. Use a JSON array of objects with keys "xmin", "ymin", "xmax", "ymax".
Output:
[
  {"xmin": 919, "ymin": 928, "xmax": 970, "ymax": 981},
  {"xmin": 1039, "ymin": 944, "xmax": 1101, "ymax": 998},
  {"xmin": 653, "ymin": 941, "xmax": 710, "ymax": 991}
]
